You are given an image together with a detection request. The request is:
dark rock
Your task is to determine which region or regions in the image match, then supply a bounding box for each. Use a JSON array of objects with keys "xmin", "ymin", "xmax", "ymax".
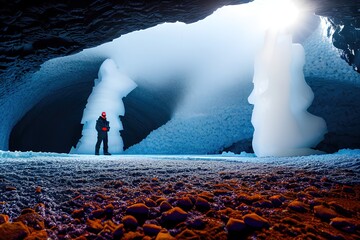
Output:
[
  {"xmin": 143, "ymin": 223, "xmax": 162, "ymax": 236},
  {"xmin": 176, "ymin": 197, "xmax": 194, "ymax": 211},
  {"xmin": 288, "ymin": 200, "xmax": 308, "ymax": 213},
  {"xmin": 71, "ymin": 208, "xmax": 85, "ymax": 219},
  {"xmin": 195, "ymin": 197, "xmax": 211, "ymax": 212},
  {"xmin": 161, "ymin": 207, "xmax": 188, "ymax": 224},
  {"xmin": 122, "ymin": 215, "xmax": 138, "ymax": 230},
  {"xmin": 187, "ymin": 218, "xmax": 206, "ymax": 230},
  {"xmin": 156, "ymin": 229, "xmax": 176, "ymax": 240},
  {"xmin": 112, "ymin": 224, "xmax": 125, "ymax": 239},
  {"xmin": 126, "ymin": 203, "xmax": 149, "ymax": 219},
  {"xmin": 269, "ymin": 195, "xmax": 285, "ymax": 207},
  {"xmin": 313, "ymin": 205, "xmax": 338, "ymax": 221},
  {"xmin": 226, "ymin": 218, "xmax": 247, "ymax": 233},
  {"xmin": 159, "ymin": 201, "xmax": 173, "ymax": 213},
  {"xmin": 330, "ymin": 217, "xmax": 357, "ymax": 233},
  {"xmin": 0, "ymin": 222, "xmax": 30, "ymax": 240},
  {"xmin": 176, "ymin": 229, "xmax": 200, "ymax": 239},
  {"xmin": 0, "ymin": 214, "xmax": 9, "ymax": 225},
  {"xmin": 243, "ymin": 213, "xmax": 270, "ymax": 228},
  {"xmin": 145, "ymin": 198, "xmax": 157, "ymax": 208},
  {"xmin": 14, "ymin": 212, "xmax": 45, "ymax": 230},
  {"xmin": 86, "ymin": 218, "xmax": 103, "ymax": 234}
]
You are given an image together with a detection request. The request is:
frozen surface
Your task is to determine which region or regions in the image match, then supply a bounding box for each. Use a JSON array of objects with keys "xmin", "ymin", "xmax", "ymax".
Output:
[{"xmin": 0, "ymin": 150, "xmax": 359, "ymax": 221}]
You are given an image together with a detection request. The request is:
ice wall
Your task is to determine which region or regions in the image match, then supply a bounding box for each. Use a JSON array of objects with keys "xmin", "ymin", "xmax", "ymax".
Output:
[
  {"xmin": 248, "ymin": 31, "xmax": 327, "ymax": 157},
  {"xmin": 71, "ymin": 59, "xmax": 137, "ymax": 154}
]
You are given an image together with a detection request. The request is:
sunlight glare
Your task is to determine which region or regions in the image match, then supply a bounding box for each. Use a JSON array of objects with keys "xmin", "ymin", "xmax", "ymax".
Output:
[{"xmin": 257, "ymin": 0, "xmax": 301, "ymax": 31}]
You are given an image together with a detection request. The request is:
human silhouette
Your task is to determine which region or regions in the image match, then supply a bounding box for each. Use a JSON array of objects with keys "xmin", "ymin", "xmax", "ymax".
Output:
[{"xmin": 95, "ymin": 112, "xmax": 111, "ymax": 155}]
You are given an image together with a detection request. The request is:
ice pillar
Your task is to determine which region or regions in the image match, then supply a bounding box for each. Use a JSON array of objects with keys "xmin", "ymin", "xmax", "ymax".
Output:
[
  {"xmin": 248, "ymin": 31, "xmax": 327, "ymax": 157},
  {"xmin": 71, "ymin": 59, "xmax": 137, "ymax": 154}
]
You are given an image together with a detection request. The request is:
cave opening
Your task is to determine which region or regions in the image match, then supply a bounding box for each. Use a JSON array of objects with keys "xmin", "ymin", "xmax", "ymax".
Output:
[{"xmin": 8, "ymin": 77, "xmax": 184, "ymax": 153}]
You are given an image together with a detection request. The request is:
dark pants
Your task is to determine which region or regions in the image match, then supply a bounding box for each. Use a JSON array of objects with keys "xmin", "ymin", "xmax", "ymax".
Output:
[{"xmin": 95, "ymin": 133, "xmax": 108, "ymax": 154}]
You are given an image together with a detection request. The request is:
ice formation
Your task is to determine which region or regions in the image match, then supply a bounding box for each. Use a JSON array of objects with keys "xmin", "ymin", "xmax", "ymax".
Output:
[
  {"xmin": 2, "ymin": 0, "xmax": 358, "ymax": 155},
  {"xmin": 71, "ymin": 59, "xmax": 137, "ymax": 154},
  {"xmin": 248, "ymin": 30, "xmax": 327, "ymax": 157}
]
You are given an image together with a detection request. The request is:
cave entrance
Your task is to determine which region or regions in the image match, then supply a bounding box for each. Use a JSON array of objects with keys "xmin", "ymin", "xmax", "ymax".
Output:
[{"xmin": 9, "ymin": 80, "xmax": 182, "ymax": 153}]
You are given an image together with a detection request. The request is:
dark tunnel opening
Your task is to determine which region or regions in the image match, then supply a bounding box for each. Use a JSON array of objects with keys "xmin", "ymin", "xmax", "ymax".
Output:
[
  {"xmin": 9, "ymin": 76, "xmax": 184, "ymax": 153},
  {"xmin": 9, "ymin": 82, "xmax": 93, "ymax": 153},
  {"xmin": 120, "ymin": 82, "xmax": 184, "ymax": 150}
]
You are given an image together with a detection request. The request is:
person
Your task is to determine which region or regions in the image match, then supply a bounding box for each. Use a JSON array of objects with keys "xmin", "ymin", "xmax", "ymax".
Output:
[{"xmin": 95, "ymin": 112, "xmax": 111, "ymax": 155}]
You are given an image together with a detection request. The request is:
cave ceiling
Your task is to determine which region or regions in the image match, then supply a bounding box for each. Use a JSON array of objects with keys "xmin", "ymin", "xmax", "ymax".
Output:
[{"xmin": 0, "ymin": 0, "xmax": 359, "ymax": 83}]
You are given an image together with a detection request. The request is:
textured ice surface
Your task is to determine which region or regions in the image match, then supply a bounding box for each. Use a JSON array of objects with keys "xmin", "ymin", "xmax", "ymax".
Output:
[{"xmin": 0, "ymin": 149, "xmax": 359, "ymax": 220}]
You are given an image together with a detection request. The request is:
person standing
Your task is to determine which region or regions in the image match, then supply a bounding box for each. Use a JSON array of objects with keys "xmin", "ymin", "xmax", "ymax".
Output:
[{"xmin": 95, "ymin": 112, "xmax": 111, "ymax": 155}]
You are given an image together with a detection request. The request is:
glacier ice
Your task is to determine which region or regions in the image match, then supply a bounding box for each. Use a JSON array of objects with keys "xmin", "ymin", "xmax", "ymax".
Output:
[
  {"xmin": 248, "ymin": 31, "xmax": 327, "ymax": 157},
  {"xmin": 71, "ymin": 59, "xmax": 137, "ymax": 154}
]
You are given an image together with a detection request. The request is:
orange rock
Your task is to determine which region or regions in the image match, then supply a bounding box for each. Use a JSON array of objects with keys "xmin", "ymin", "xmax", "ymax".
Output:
[
  {"xmin": 34, "ymin": 203, "xmax": 46, "ymax": 213},
  {"xmin": 20, "ymin": 208, "xmax": 35, "ymax": 215},
  {"xmin": 214, "ymin": 189, "xmax": 230, "ymax": 196},
  {"xmin": 103, "ymin": 220, "xmax": 118, "ymax": 232},
  {"xmin": 123, "ymin": 231, "xmax": 144, "ymax": 239},
  {"xmin": 86, "ymin": 218, "xmax": 103, "ymax": 233},
  {"xmin": 126, "ymin": 203, "xmax": 149, "ymax": 217},
  {"xmin": 0, "ymin": 222, "xmax": 30, "ymax": 240},
  {"xmin": 112, "ymin": 224, "xmax": 124, "ymax": 239},
  {"xmin": 198, "ymin": 191, "xmax": 214, "ymax": 201},
  {"xmin": 122, "ymin": 215, "xmax": 138, "ymax": 230},
  {"xmin": 35, "ymin": 186, "xmax": 41, "ymax": 193},
  {"xmin": 330, "ymin": 217, "xmax": 357, "ymax": 233},
  {"xmin": 156, "ymin": 197, "xmax": 168, "ymax": 205},
  {"xmin": 73, "ymin": 236, "xmax": 87, "ymax": 240},
  {"xmin": 160, "ymin": 201, "xmax": 172, "ymax": 212},
  {"xmin": 71, "ymin": 208, "xmax": 85, "ymax": 219},
  {"xmin": 162, "ymin": 207, "xmax": 188, "ymax": 223},
  {"xmin": 238, "ymin": 193, "xmax": 263, "ymax": 204},
  {"xmin": 195, "ymin": 197, "xmax": 210, "ymax": 212},
  {"xmin": 94, "ymin": 193, "xmax": 109, "ymax": 200},
  {"xmin": 314, "ymin": 205, "xmax": 337, "ymax": 221},
  {"xmin": 0, "ymin": 214, "xmax": 9, "ymax": 225},
  {"xmin": 176, "ymin": 229, "xmax": 199, "ymax": 239},
  {"xmin": 14, "ymin": 212, "xmax": 45, "ymax": 230},
  {"xmin": 91, "ymin": 209, "xmax": 105, "ymax": 219},
  {"xmin": 176, "ymin": 196, "xmax": 194, "ymax": 211},
  {"xmin": 226, "ymin": 218, "xmax": 247, "ymax": 233},
  {"xmin": 145, "ymin": 198, "xmax": 157, "ymax": 207},
  {"xmin": 103, "ymin": 203, "xmax": 114, "ymax": 217},
  {"xmin": 143, "ymin": 223, "xmax": 162, "ymax": 236},
  {"xmin": 288, "ymin": 200, "xmax": 308, "ymax": 213},
  {"xmin": 155, "ymin": 229, "xmax": 176, "ymax": 240},
  {"xmin": 243, "ymin": 213, "xmax": 270, "ymax": 228},
  {"xmin": 24, "ymin": 230, "xmax": 48, "ymax": 240},
  {"xmin": 269, "ymin": 195, "xmax": 286, "ymax": 207}
]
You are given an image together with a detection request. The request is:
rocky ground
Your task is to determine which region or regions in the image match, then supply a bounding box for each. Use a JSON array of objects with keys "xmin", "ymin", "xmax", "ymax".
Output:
[{"xmin": 0, "ymin": 153, "xmax": 359, "ymax": 239}]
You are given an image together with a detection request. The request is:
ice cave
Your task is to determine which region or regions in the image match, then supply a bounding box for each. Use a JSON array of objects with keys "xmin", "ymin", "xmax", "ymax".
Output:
[
  {"xmin": 1, "ymin": 0, "xmax": 359, "ymax": 156},
  {"xmin": 1, "ymin": 1, "xmax": 360, "ymax": 239}
]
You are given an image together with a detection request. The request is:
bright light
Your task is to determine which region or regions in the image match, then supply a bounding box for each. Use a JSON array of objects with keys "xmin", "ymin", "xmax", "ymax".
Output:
[{"xmin": 256, "ymin": 0, "xmax": 301, "ymax": 31}]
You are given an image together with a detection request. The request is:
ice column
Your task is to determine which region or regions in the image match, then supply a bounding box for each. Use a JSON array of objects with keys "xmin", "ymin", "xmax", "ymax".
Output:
[
  {"xmin": 71, "ymin": 59, "xmax": 137, "ymax": 154},
  {"xmin": 248, "ymin": 31, "xmax": 327, "ymax": 157}
]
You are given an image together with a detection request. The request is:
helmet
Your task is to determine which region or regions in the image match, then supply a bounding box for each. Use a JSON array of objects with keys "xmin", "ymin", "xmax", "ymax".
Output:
[{"xmin": 101, "ymin": 112, "xmax": 106, "ymax": 117}]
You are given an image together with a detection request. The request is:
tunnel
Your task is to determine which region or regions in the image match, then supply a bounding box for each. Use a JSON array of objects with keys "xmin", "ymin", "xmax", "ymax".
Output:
[{"xmin": 8, "ymin": 76, "xmax": 184, "ymax": 153}]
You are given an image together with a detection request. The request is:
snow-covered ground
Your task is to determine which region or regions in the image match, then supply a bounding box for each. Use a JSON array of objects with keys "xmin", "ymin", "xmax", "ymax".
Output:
[{"xmin": 0, "ymin": 149, "xmax": 359, "ymax": 221}]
